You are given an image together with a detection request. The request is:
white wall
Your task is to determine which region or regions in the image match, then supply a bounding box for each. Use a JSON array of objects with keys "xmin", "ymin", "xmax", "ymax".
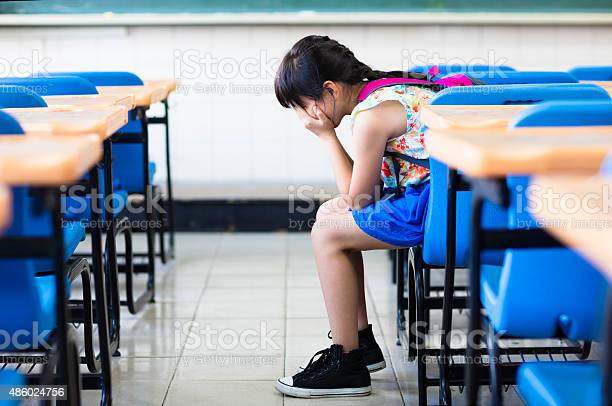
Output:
[{"xmin": 1, "ymin": 23, "xmax": 611, "ymax": 198}]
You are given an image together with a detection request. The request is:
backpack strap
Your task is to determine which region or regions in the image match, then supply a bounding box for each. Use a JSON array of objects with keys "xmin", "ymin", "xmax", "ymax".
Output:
[
  {"xmin": 384, "ymin": 151, "xmax": 430, "ymax": 169},
  {"xmin": 357, "ymin": 77, "xmax": 441, "ymax": 102}
]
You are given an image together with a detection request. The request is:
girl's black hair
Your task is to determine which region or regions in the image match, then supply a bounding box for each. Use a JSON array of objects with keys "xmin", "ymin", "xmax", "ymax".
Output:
[{"xmin": 274, "ymin": 35, "xmax": 426, "ymax": 109}]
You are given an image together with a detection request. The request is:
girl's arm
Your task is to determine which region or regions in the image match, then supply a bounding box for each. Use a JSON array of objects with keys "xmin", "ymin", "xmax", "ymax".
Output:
[
  {"xmin": 348, "ymin": 101, "xmax": 406, "ymax": 209},
  {"xmin": 296, "ymin": 105, "xmax": 354, "ymax": 195}
]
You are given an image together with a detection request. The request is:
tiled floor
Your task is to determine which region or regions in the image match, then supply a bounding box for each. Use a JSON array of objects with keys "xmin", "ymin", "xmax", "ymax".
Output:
[{"xmin": 81, "ymin": 232, "xmax": 529, "ymax": 405}]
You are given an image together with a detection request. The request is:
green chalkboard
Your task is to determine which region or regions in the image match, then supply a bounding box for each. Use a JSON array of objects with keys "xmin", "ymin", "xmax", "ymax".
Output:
[{"xmin": 1, "ymin": 0, "xmax": 611, "ymax": 13}]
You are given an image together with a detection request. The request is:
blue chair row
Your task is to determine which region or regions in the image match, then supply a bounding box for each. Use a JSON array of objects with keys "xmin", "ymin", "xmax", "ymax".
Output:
[
  {"xmin": 464, "ymin": 101, "xmax": 612, "ymax": 405},
  {"xmin": 0, "ymin": 110, "xmax": 105, "ymax": 405},
  {"xmin": 0, "ymin": 75, "xmax": 155, "ymax": 315},
  {"xmin": 569, "ymin": 66, "xmax": 612, "ymax": 81},
  {"xmin": 395, "ymin": 82, "xmax": 612, "ymax": 405}
]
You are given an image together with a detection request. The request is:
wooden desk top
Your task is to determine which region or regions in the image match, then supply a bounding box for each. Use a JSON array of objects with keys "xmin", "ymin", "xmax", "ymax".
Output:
[
  {"xmin": 42, "ymin": 94, "xmax": 135, "ymax": 110},
  {"xmin": 144, "ymin": 79, "xmax": 177, "ymax": 95},
  {"xmin": 425, "ymin": 126, "xmax": 612, "ymax": 177},
  {"xmin": 421, "ymin": 105, "xmax": 528, "ymax": 130},
  {"xmin": 2, "ymin": 106, "xmax": 127, "ymax": 140},
  {"xmin": 0, "ymin": 135, "xmax": 101, "ymax": 185},
  {"xmin": 97, "ymin": 84, "xmax": 166, "ymax": 107},
  {"xmin": 0, "ymin": 185, "xmax": 10, "ymax": 233},
  {"xmin": 529, "ymin": 175, "xmax": 612, "ymax": 281}
]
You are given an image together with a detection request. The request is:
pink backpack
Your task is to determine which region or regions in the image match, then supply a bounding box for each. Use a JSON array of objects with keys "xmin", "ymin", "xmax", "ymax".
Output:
[
  {"xmin": 355, "ymin": 66, "xmax": 480, "ymax": 174},
  {"xmin": 357, "ymin": 66, "xmax": 480, "ymax": 102}
]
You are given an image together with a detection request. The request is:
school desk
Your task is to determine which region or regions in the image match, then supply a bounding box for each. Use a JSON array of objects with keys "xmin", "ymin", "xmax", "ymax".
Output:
[
  {"xmin": 0, "ymin": 135, "xmax": 101, "ymax": 185},
  {"xmin": 144, "ymin": 79, "xmax": 177, "ymax": 96},
  {"xmin": 42, "ymin": 93, "xmax": 135, "ymax": 110},
  {"xmin": 425, "ymin": 126, "xmax": 612, "ymax": 177},
  {"xmin": 529, "ymin": 175, "xmax": 612, "ymax": 281},
  {"xmin": 426, "ymin": 124, "xmax": 612, "ymax": 403},
  {"xmin": 2, "ymin": 106, "xmax": 128, "ymax": 140},
  {"xmin": 421, "ymin": 105, "xmax": 528, "ymax": 130},
  {"xmin": 96, "ymin": 84, "xmax": 166, "ymax": 107}
]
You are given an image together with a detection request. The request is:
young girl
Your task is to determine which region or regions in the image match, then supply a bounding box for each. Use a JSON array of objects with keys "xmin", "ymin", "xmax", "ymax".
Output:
[{"xmin": 274, "ymin": 35, "xmax": 434, "ymax": 398}]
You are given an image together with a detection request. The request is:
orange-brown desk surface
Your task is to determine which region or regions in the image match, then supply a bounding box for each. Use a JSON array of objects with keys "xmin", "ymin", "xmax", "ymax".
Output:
[
  {"xmin": 2, "ymin": 106, "xmax": 127, "ymax": 139},
  {"xmin": 97, "ymin": 84, "xmax": 166, "ymax": 107},
  {"xmin": 0, "ymin": 135, "xmax": 101, "ymax": 185},
  {"xmin": 144, "ymin": 79, "xmax": 177, "ymax": 95},
  {"xmin": 425, "ymin": 126, "xmax": 612, "ymax": 177},
  {"xmin": 421, "ymin": 105, "xmax": 528, "ymax": 130},
  {"xmin": 42, "ymin": 94, "xmax": 135, "ymax": 110},
  {"xmin": 529, "ymin": 175, "xmax": 612, "ymax": 282}
]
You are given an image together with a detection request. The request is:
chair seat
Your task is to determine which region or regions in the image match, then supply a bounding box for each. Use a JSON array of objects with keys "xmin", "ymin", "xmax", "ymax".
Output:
[
  {"xmin": 0, "ymin": 369, "xmax": 25, "ymax": 406},
  {"xmin": 517, "ymin": 361, "xmax": 603, "ymax": 406},
  {"xmin": 480, "ymin": 264, "xmax": 503, "ymax": 322},
  {"xmin": 34, "ymin": 221, "xmax": 85, "ymax": 269},
  {"xmin": 0, "ymin": 273, "xmax": 62, "ymax": 351}
]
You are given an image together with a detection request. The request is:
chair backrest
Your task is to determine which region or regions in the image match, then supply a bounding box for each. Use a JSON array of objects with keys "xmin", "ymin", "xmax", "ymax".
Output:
[
  {"xmin": 0, "ymin": 186, "xmax": 54, "ymax": 335},
  {"xmin": 422, "ymin": 159, "xmax": 507, "ymax": 267},
  {"xmin": 431, "ymin": 83, "xmax": 610, "ymax": 105},
  {"xmin": 0, "ymin": 75, "xmax": 98, "ymax": 95},
  {"xmin": 509, "ymin": 101, "xmax": 612, "ymax": 127},
  {"xmin": 474, "ymin": 71, "xmax": 579, "ymax": 85},
  {"xmin": 0, "ymin": 85, "xmax": 47, "ymax": 108},
  {"xmin": 569, "ymin": 66, "xmax": 612, "ymax": 81},
  {"xmin": 410, "ymin": 64, "xmax": 515, "ymax": 75},
  {"xmin": 46, "ymin": 71, "xmax": 144, "ymax": 86},
  {"xmin": 0, "ymin": 110, "xmax": 25, "ymax": 134}
]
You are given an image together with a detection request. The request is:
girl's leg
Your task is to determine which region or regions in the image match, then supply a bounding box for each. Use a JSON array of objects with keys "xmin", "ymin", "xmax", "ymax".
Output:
[
  {"xmin": 311, "ymin": 197, "xmax": 399, "ymax": 352},
  {"xmin": 350, "ymin": 250, "xmax": 370, "ymax": 331}
]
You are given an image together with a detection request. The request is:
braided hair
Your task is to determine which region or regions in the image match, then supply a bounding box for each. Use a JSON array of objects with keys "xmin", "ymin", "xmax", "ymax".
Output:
[{"xmin": 274, "ymin": 35, "xmax": 426, "ymax": 109}]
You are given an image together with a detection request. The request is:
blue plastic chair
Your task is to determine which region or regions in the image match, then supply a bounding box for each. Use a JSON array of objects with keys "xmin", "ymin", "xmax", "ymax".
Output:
[
  {"xmin": 510, "ymin": 100, "xmax": 612, "ymax": 127},
  {"xmin": 44, "ymin": 71, "xmax": 155, "ymax": 192},
  {"xmin": 568, "ymin": 66, "xmax": 612, "ymax": 81},
  {"xmin": 431, "ymin": 83, "xmax": 610, "ymax": 105},
  {"xmin": 472, "ymin": 71, "xmax": 579, "ymax": 85},
  {"xmin": 0, "ymin": 369, "xmax": 25, "ymax": 406},
  {"xmin": 410, "ymin": 64, "xmax": 515, "ymax": 75},
  {"xmin": 0, "ymin": 110, "xmax": 27, "ymax": 134},
  {"xmin": 0, "ymin": 85, "xmax": 48, "ymax": 108},
  {"xmin": 46, "ymin": 71, "xmax": 144, "ymax": 86},
  {"xmin": 0, "ymin": 76, "xmax": 98, "ymax": 96}
]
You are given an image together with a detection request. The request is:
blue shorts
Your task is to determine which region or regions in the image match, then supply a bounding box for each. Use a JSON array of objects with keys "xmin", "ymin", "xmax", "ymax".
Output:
[{"xmin": 351, "ymin": 182, "xmax": 430, "ymax": 248}]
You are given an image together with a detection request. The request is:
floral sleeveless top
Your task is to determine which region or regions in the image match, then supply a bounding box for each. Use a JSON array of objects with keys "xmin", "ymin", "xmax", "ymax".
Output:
[{"xmin": 350, "ymin": 84, "xmax": 435, "ymax": 188}]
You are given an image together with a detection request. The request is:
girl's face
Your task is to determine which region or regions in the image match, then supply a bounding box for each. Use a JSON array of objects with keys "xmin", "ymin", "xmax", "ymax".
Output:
[{"xmin": 299, "ymin": 83, "xmax": 346, "ymax": 127}]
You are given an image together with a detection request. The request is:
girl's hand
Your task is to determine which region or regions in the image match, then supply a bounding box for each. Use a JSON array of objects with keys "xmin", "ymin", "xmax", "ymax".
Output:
[{"xmin": 295, "ymin": 106, "xmax": 335, "ymax": 139}]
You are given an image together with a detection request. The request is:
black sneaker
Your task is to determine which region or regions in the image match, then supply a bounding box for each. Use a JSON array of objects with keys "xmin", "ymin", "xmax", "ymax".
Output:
[
  {"xmin": 298, "ymin": 325, "xmax": 386, "ymax": 373},
  {"xmin": 276, "ymin": 344, "xmax": 371, "ymax": 398}
]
